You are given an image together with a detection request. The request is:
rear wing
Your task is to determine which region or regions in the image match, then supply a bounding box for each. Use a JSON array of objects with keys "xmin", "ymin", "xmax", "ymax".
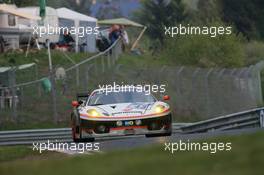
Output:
[{"xmin": 76, "ymin": 92, "xmax": 90, "ymax": 103}]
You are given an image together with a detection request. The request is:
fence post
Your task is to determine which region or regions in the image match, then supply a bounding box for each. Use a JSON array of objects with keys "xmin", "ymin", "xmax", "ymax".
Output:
[
  {"xmin": 246, "ymin": 66, "xmax": 255, "ymax": 101},
  {"xmin": 85, "ymin": 64, "xmax": 93, "ymax": 91},
  {"xmin": 190, "ymin": 68, "xmax": 200, "ymax": 114},
  {"xmin": 107, "ymin": 52, "xmax": 111, "ymax": 68},
  {"xmin": 35, "ymin": 65, "xmax": 41, "ymax": 97},
  {"xmin": 252, "ymin": 64, "xmax": 263, "ymax": 106},
  {"xmin": 205, "ymin": 68, "xmax": 213, "ymax": 117},
  {"xmin": 47, "ymin": 40, "xmax": 58, "ymax": 124},
  {"xmin": 176, "ymin": 66, "xmax": 184, "ymax": 113},
  {"xmin": 76, "ymin": 66, "xmax": 80, "ymax": 87},
  {"xmin": 10, "ymin": 67, "xmax": 17, "ymax": 122},
  {"xmin": 19, "ymin": 86, "xmax": 23, "ymax": 108},
  {"xmin": 260, "ymin": 109, "xmax": 264, "ymax": 127},
  {"xmin": 101, "ymin": 56, "xmax": 105, "ymax": 73}
]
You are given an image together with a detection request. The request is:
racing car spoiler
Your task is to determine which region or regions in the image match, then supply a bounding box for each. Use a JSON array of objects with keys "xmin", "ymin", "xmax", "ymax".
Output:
[{"xmin": 76, "ymin": 92, "xmax": 90, "ymax": 101}]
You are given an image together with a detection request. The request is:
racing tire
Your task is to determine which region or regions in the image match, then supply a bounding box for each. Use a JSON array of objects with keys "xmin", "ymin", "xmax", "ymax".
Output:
[
  {"xmin": 71, "ymin": 113, "xmax": 95, "ymax": 142},
  {"xmin": 146, "ymin": 122, "xmax": 172, "ymax": 137},
  {"xmin": 71, "ymin": 113, "xmax": 81, "ymax": 142},
  {"xmin": 72, "ymin": 126, "xmax": 80, "ymax": 142}
]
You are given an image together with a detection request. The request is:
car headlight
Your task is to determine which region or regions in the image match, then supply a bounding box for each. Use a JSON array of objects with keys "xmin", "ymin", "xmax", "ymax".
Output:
[
  {"xmin": 87, "ymin": 109, "xmax": 101, "ymax": 117},
  {"xmin": 154, "ymin": 105, "xmax": 166, "ymax": 113}
]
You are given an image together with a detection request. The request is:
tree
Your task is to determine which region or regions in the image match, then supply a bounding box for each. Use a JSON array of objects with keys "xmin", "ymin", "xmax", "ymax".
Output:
[
  {"xmin": 95, "ymin": 1, "xmax": 122, "ymax": 19},
  {"xmin": 134, "ymin": 0, "xmax": 186, "ymax": 45},
  {"xmin": 48, "ymin": 0, "xmax": 92, "ymax": 15},
  {"xmin": 1, "ymin": 0, "xmax": 92, "ymax": 15},
  {"xmin": 221, "ymin": 0, "xmax": 264, "ymax": 40},
  {"xmin": 196, "ymin": 0, "xmax": 221, "ymax": 23},
  {"xmin": 0, "ymin": 0, "xmax": 38, "ymax": 6}
]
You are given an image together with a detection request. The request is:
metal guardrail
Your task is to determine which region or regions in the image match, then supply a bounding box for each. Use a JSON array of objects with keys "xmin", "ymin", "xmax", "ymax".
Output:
[
  {"xmin": 1, "ymin": 106, "xmax": 263, "ymax": 146},
  {"xmin": 0, "ymin": 123, "xmax": 189, "ymax": 146},
  {"xmin": 0, "ymin": 128, "xmax": 72, "ymax": 146},
  {"xmin": 181, "ymin": 107, "xmax": 264, "ymax": 134}
]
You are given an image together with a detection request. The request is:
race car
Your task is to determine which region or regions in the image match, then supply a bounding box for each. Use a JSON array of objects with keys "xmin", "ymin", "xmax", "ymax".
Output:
[{"xmin": 71, "ymin": 87, "xmax": 172, "ymax": 142}]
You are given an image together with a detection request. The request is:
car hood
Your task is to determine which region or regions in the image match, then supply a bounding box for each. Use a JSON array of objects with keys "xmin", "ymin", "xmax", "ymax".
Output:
[{"xmin": 80, "ymin": 102, "xmax": 159, "ymax": 117}]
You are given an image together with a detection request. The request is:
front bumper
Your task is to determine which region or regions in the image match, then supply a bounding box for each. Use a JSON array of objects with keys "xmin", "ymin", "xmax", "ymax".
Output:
[{"xmin": 80, "ymin": 114, "xmax": 172, "ymax": 138}]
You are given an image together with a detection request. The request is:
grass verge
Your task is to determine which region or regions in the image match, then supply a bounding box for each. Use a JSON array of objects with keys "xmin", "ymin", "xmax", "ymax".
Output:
[{"xmin": 0, "ymin": 131, "xmax": 263, "ymax": 175}]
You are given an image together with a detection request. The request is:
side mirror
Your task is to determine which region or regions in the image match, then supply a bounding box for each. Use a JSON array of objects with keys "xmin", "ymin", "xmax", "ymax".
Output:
[
  {"xmin": 72, "ymin": 101, "xmax": 79, "ymax": 107},
  {"xmin": 163, "ymin": 95, "xmax": 170, "ymax": 101}
]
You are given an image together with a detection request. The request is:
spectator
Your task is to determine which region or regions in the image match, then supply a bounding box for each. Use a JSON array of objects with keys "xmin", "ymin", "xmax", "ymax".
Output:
[
  {"xmin": 57, "ymin": 31, "xmax": 75, "ymax": 52},
  {"xmin": 120, "ymin": 25, "xmax": 129, "ymax": 51},
  {"xmin": 63, "ymin": 31, "xmax": 75, "ymax": 44},
  {"xmin": 109, "ymin": 24, "xmax": 121, "ymax": 45}
]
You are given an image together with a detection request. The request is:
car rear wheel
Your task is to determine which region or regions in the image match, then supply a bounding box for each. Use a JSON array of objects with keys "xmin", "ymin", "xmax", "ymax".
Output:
[
  {"xmin": 145, "ymin": 123, "xmax": 172, "ymax": 137},
  {"xmin": 72, "ymin": 126, "xmax": 79, "ymax": 142}
]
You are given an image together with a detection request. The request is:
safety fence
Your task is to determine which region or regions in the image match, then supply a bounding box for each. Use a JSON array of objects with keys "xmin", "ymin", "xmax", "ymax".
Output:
[
  {"xmin": 0, "ymin": 42, "xmax": 264, "ymax": 125},
  {"xmin": 0, "ymin": 38, "xmax": 123, "ymax": 125},
  {"xmin": 106, "ymin": 62, "xmax": 264, "ymax": 120}
]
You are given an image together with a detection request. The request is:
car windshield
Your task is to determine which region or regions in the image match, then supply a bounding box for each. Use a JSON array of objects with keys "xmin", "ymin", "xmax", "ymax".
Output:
[{"xmin": 87, "ymin": 91, "xmax": 156, "ymax": 105}]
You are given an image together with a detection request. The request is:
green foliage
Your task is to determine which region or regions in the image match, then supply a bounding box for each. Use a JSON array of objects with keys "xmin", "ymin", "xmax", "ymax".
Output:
[
  {"xmin": 47, "ymin": 0, "xmax": 92, "ymax": 15},
  {"xmin": 244, "ymin": 41, "xmax": 264, "ymax": 65},
  {"xmin": 221, "ymin": 0, "xmax": 264, "ymax": 40},
  {"xmin": 161, "ymin": 26, "xmax": 246, "ymax": 68},
  {"xmin": 95, "ymin": 1, "xmax": 122, "ymax": 19},
  {"xmin": 1, "ymin": 0, "xmax": 92, "ymax": 15},
  {"xmin": 134, "ymin": 0, "xmax": 186, "ymax": 44},
  {"xmin": 0, "ymin": 0, "xmax": 38, "ymax": 6},
  {"xmin": 190, "ymin": 0, "xmax": 221, "ymax": 24}
]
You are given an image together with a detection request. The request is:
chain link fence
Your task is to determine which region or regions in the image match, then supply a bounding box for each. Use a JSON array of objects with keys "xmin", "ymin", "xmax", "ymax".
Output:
[
  {"xmin": 107, "ymin": 62, "xmax": 264, "ymax": 121},
  {"xmin": 0, "ymin": 38, "xmax": 123, "ymax": 126},
  {"xmin": 0, "ymin": 40, "xmax": 263, "ymax": 125}
]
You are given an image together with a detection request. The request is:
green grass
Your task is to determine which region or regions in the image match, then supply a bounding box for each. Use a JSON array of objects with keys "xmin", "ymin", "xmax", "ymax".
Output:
[
  {"xmin": 0, "ymin": 131, "xmax": 263, "ymax": 175},
  {"xmin": 0, "ymin": 146, "xmax": 39, "ymax": 162},
  {"xmin": 0, "ymin": 120, "xmax": 69, "ymax": 131},
  {"xmin": 0, "ymin": 49, "xmax": 93, "ymax": 77},
  {"xmin": 116, "ymin": 52, "xmax": 171, "ymax": 68},
  {"xmin": 0, "ymin": 146, "xmax": 66, "ymax": 163}
]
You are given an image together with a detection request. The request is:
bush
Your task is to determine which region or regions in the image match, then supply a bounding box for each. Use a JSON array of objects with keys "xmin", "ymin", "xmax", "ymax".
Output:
[
  {"xmin": 161, "ymin": 31, "xmax": 246, "ymax": 68},
  {"xmin": 244, "ymin": 41, "xmax": 264, "ymax": 65}
]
